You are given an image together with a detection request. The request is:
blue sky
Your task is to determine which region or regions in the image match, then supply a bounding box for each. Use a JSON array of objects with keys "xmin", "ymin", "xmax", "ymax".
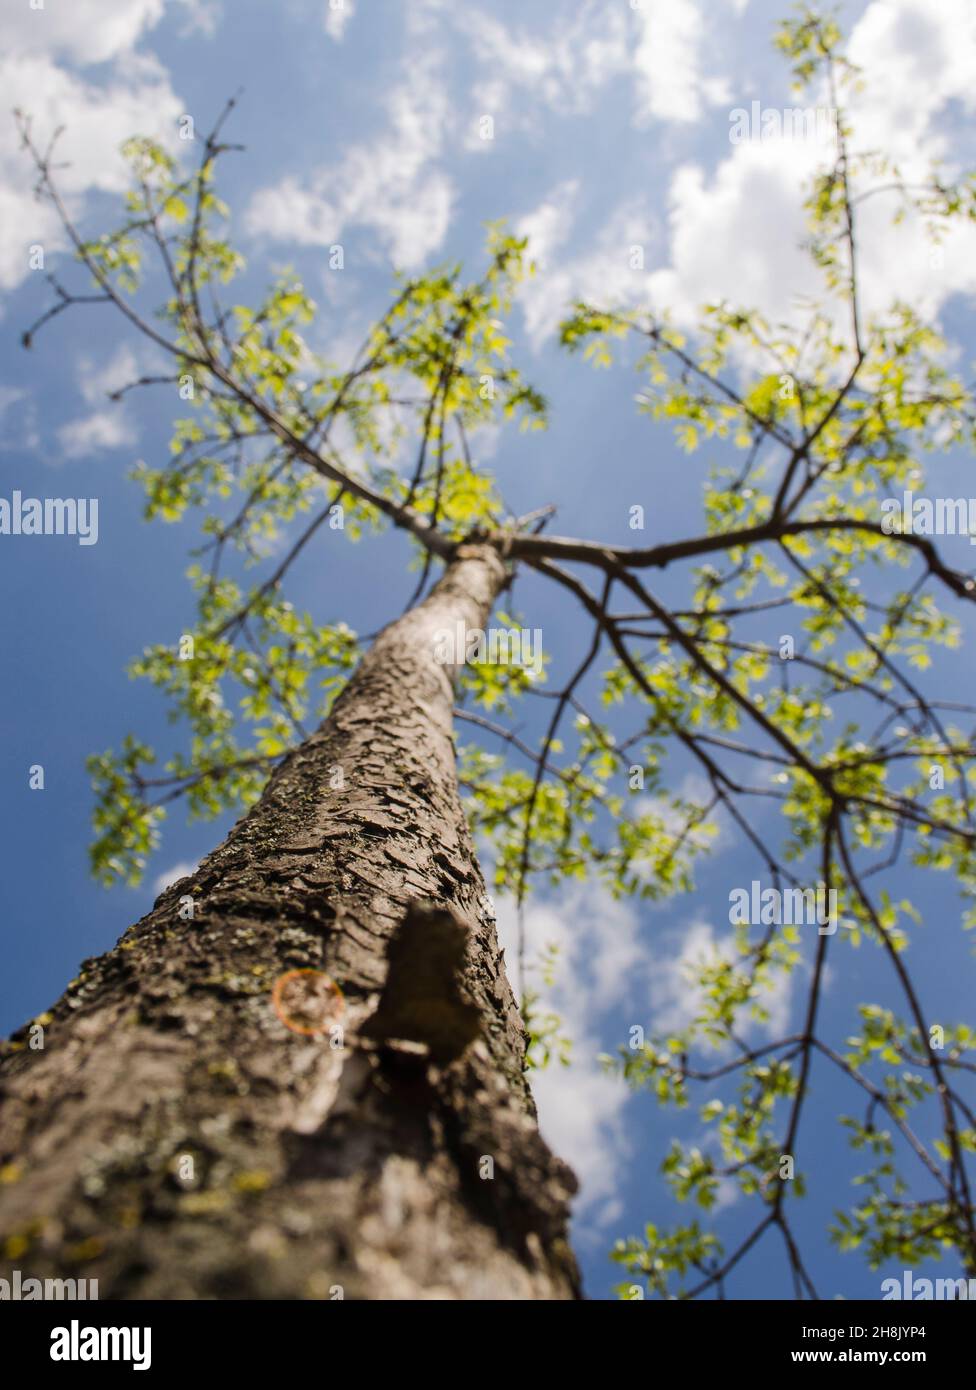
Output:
[{"xmin": 2, "ymin": 0, "xmax": 976, "ymax": 1300}]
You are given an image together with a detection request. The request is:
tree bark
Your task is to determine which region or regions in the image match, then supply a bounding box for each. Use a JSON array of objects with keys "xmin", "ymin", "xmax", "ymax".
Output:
[{"xmin": 0, "ymin": 543, "xmax": 580, "ymax": 1300}]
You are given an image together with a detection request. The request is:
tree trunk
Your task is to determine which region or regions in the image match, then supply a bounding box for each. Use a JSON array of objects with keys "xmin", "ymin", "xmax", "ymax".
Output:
[{"xmin": 0, "ymin": 543, "xmax": 580, "ymax": 1300}]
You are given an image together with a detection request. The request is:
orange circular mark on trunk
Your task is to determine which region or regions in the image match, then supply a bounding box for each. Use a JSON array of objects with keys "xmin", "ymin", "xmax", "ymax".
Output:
[{"xmin": 271, "ymin": 969, "xmax": 345, "ymax": 1036}]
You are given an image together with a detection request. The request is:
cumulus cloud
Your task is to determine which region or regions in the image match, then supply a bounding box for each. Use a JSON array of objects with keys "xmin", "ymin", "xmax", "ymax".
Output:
[
  {"xmin": 323, "ymin": 0, "xmax": 355, "ymax": 42},
  {"xmin": 55, "ymin": 345, "xmax": 140, "ymax": 462},
  {"xmin": 459, "ymin": 0, "xmax": 734, "ymax": 134},
  {"xmin": 4, "ymin": 0, "xmax": 167, "ymax": 66},
  {"xmin": 153, "ymin": 861, "xmax": 197, "ymax": 895},
  {"xmin": 644, "ymin": 139, "xmax": 825, "ymax": 331},
  {"xmin": 461, "ymin": 4, "xmax": 629, "ymax": 131},
  {"xmin": 507, "ymin": 1, "xmax": 976, "ymax": 364},
  {"xmin": 175, "ymin": 0, "xmax": 221, "ymax": 38},
  {"xmin": 57, "ymin": 410, "xmax": 137, "ymax": 462},
  {"xmin": 495, "ymin": 882, "xmax": 644, "ymax": 1230},
  {"xmin": 0, "ymin": 4, "xmax": 183, "ymax": 294},
  {"xmin": 248, "ymin": 0, "xmax": 739, "ymax": 284},
  {"xmin": 847, "ymin": 0, "xmax": 976, "ymax": 160},
  {"xmin": 641, "ymin": 0, "xmax": 976, "ymax": 340},
  {"xmin": 513, "ymin": 133, "xmax": 828, "ymax": 356},
  {"xmin": 492, "ymin": 861, "xmax": 797, "ymax": 1230},
  {"xmin": 645, "ymin": 917, "xmax": 794, "ymax": 1038},
  {"xmin": 247, "ymin": 51, "xmax": 452, "ymax": 268},
  {"xmin": 515, "ymin": 185, "xmax": 659, "ymax": 347},
  {"xmin": 75, "ymin": 345, "xmax": 140, "ymax": 406},
  {"xmin": 516, "ymin": 179, "xmax": 580, "ymax": 264},
  {"xmin": 631, "ymin": 0, "xmax": 731, "ymax": 125}
]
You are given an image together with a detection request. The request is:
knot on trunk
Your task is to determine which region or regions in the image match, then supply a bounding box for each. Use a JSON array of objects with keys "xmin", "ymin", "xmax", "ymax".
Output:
[{"xmin": 360, "ymin": 900, "xmax": 481, "ymax": 1064}]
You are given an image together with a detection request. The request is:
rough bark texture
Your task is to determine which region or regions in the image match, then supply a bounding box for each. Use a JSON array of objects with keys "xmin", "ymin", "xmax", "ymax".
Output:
[{"xmin": 0, "ymin": 544, "xmax": 580, "ymax": 1299}]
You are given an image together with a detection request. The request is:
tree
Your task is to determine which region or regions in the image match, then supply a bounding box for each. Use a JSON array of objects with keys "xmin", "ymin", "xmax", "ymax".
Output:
[{"xmin": 2, "ymin": 8, "xmax": 976, "ymax": 1299}]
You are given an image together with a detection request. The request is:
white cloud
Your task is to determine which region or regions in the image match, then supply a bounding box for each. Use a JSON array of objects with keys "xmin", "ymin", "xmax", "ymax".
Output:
[
  {"xmin": 459, "ymin": 0, "xmax": 733, "ymax": 133},
  {"xmin": 636, "ymin": 0, "xmax": 976, "ymax": 348},
  {"xmin": 462, "ymin": 5, "xmax": 629, "ymax": 130},
  {"xmin": 57, "ymin": 409, "xmax": 137, "ymax": 462},
  {"xmin": 0, "ymin": 386, "xmax": 27, "ymax": 421},
  {"xmin": 496, "ymin": 883, "xmax": 644, "ymax": 1229},
  {"xmin": 847, "ymin": 0, "xmax": 976, "ymax": 160},
  {"xmin": 0, "ymin": 390, "xmax": 39, "ymax": 455},
  {"xmin": 324, "ymin": 0, "xmax": 355, "ymax": 42},
  {"xmin": 493, "ymin": 875, "xmax": 794, "ymax": 1231},
  {"xmin": 76, "ymin": 345, "xmax": 140, "ymax": 406},
  {"xmin": 4, "ymin": 0, "xmax": 166, "ymax": 66},
  {"xmin": 0, "ymin": 7, "xmax": 184, "ymax": 294},
  {"xmin": 645, "ymin": 140, "xmax": 825, "ymax": 331},
  {"xmin": 529, "ymin": 1059, "xmax": 630, "ymax": 1234},
  {"xmin": 153, "ymin": 861, "xmax": 197, "ymax": 894},
  {"xmin": 646, "ymin": 916, "xmax": 794, "ymax": 1038},
  {"xmin": 631, "ymin": 0, "xmax": 729, "ymax": 125},
  {"xmin": 175, "ymin": 0, "xmax": 220, "ymax": 38},
  {"xmin": 516, "ymin": 180, "xmax": 580, "ymax": 265},
  {"xmin": 516, "ymin": 188, "xmax": 659, "ymax": 348},
  {"xmin": 247, "ymin": 52, "xmax": 452, "ymax": 268},
  {"xmin": 54, "ymin": 345, "xmax": 141, "ymax": 462}
]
